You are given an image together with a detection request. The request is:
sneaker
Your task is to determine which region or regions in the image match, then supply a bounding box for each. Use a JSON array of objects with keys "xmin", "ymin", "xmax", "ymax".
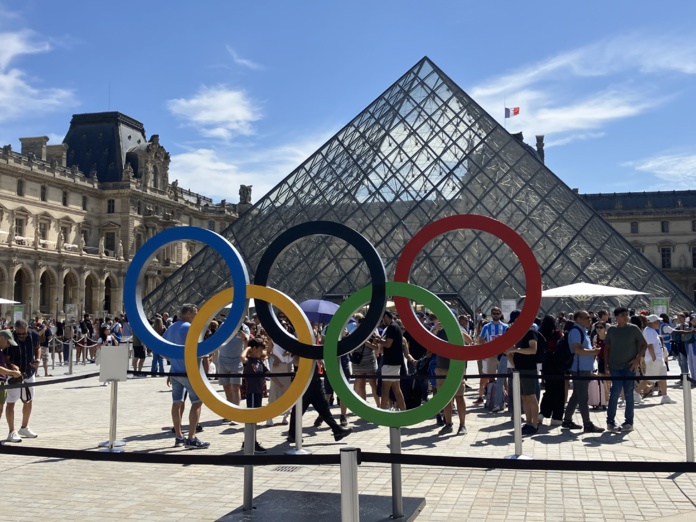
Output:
[
  {"xmin": 457, "ymin": 425, "xmax": 468, "ymax": 435},
  {"xmin": 607, "ymin": 421, "xmax": 619, "ymax": 432},
  {"xmin": 333, "ymin": 427, "xmax": 352, "ymax": 442},
  {"xmin": 550, "ymin": 419, "xmax": 563, "ymax": 426},
  {"xmin": 435, "ymin": 413, "xmax": 445, "ymax": 426},
  {"xmin": 18, "ymin": 427, "xmax": 38, "ymax": 438},
  {"xmin": 661, "ymin": 396, "xmax": 677, "ymax": 405},
  {"xmin": 196, "ymin": 424, "xmax": 204, "ymax": 433},
  {"xmin": 538, "ymin": 414, "xmax": 545, "ymax": 425},
  {"xmin": 254, "ymin": 441, "xmax": 268, "ymax": 453},
  {"xmin": 583, "ymin": 423, "xmax": 605, "ymax": 434},
  {"xmin": 6, "ymin": 431, "xmax": 21, "ymax": 443},
  {"xmin": 473, "ymin": 397, "xmax": 484, "ymax": 405},
  {"xmin": 266, "ymin": 419, "xmax": 274, "ymax": 426},
  {"xmin": 620, "ymin": 422, "xmax": 634, "ymax": 433},
  {"xmin": 174, "ymin": 436, "xmax": 186, "ymax": 447},
  {"xmin": 633, "ymin": 392, "xmax": 643, "ymax": 404},
  {"xmin": 521, "ymin": 424, "xmax": 539, "ymax": 436},
  {"xmin": 313, "ymin": 416, "xmax": 324, "ymax": 428},
  {"xmin": 185, "ymin": 437, "xmax": 210, "ymax": 449},
  {"xmin": 561, "ymin": 421, "xmax": 582, "ymax": 430},
  {"xmin": 491, "ymin": 405, "xmax": 502, "ymax": 413},
  {"xmin": 340, "ymin": 415, "xmax": 348, "ymax": 427},
  {"xmin": 438, "ymin": 424, "xmax": 454, "ymax": 436}
]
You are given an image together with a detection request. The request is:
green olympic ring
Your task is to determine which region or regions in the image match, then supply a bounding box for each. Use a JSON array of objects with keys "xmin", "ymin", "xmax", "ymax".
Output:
[{"xmin": 323, "ymin": 281, "xmax": 466, "ymax": 428}]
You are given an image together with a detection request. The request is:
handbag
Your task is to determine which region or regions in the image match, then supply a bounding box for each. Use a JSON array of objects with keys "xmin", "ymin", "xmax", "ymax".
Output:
[
  {"xmin": 349, "ymin": 346, "xmax": 365, "ymax": 365},
  {"xmin": 7, "ymin": 375, "xmax": 24, "ymax": 385}
]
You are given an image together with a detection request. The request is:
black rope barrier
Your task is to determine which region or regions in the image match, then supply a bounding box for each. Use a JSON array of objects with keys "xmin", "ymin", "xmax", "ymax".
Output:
[
  {"xmin": 0, "ymin": 372, "xmax": 100, "ymax": 390},
  {"xmin": 0, "ymin": 444, "xmax": 693, "ymax": 473}
]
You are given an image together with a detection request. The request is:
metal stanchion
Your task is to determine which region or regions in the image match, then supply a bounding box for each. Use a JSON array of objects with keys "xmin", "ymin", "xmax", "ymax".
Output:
[
  {"xmin": 98, "ymin": 381, "xmax": 126, "ymax": 452},
  {"xmin": 340, "ymin": 447, "xmax": 360, "ymax": 522},
  {"xmin": 286, "ymin": 400, "xmax": 312, "ymax": 455},
  {"xmin": 390, "ymin": 426, "xmax": 403, "ymax": 519},
  {"xmin": 66, "ymin": 338, "xmax": 74, "ymax": 375},
  {"xmin": 683, "ymin": 374, "xmax": 694, "ymax": 463},
  {"xmin": 243, "ymin": 423, "xmax": 255, "ymax": 510},
  {"xmin": 51, "ymin": 336, "xmax": 56, "ymax": 370},
  {"xmin": 505, "ymin": 370, "xmax": 531, "ymax": 460}
]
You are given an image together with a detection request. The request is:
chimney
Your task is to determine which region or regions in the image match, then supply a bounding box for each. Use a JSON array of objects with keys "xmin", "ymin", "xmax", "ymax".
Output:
[
  {"xmin": 46, "ymin": 143, "xmax": 68, "ymax": 167},
  {"xmin": 19, "ymin": 136, "xmax": 49, "ymax": 160},
  {"xmin": 535, "ymin": 135, "xmax": 545, "ymax": 164}
]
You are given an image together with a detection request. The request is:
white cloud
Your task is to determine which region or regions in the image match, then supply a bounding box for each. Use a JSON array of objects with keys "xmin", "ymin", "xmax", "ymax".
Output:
[
  {"xmin": 167, "ymin": 86, "xmax": 262, "ymax": 140},
  {"xmin": 225, "ymin": 45, "xmax": 263, "ymax": 70},
  {"xmin": 0, "ymin": 30, "xmax": 75, "ymax": 123},
  {"xmin": 469, "ymin": 33, "xmax": 696, "ymax": 146},
  {"xmin": 623, "ymin": 152, "xmax": 696, "ymax": 184},
  {"xmin": 169, "ymin": 132, "xmax": 332, "ymax": 203}
]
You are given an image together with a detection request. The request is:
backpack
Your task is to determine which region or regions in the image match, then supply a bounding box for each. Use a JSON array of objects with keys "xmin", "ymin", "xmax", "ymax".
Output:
[{"xmin": 555, "ymin": 325, "xmax": 586, "ymax": 371}]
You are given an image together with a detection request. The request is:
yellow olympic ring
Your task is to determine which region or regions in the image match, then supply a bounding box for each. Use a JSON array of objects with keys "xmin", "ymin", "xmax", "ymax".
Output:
[{"xmin": 184, "ymin": 285, "xmax": 316, "ymax": 424}]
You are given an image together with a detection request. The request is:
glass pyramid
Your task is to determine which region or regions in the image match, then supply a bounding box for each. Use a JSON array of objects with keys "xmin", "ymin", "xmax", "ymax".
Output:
[{"xmin": 145, "ymin": 57, "xmax": 694, "ymax": 317}]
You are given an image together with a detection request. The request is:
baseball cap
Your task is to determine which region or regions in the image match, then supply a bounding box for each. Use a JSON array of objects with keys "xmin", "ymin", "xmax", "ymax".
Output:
[
  {"xmin": 0, "ymin": 329, "xmax": 18, "ymax": 346},
  {"xmin": 645, "ymin": 314, "xmax": 660, "ymax": 323}
]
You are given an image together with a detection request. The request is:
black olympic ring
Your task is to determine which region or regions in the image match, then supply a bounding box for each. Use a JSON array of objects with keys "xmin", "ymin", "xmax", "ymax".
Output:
[{"xmin": 254, "ymin": 221, "xmax": 387, "ymax": 359}]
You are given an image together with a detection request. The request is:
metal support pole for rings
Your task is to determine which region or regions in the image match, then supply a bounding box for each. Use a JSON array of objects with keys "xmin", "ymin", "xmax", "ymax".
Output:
[
  {"xmin": 390, "ymin": 426, "xmax": 403, "ymax": 519},
  {"xmin": 505, "ymin": 370, "xmax": 531, "ymax": 460},
  {"xmin": 98, "ymin": 380, "xmax": 126, "ymax": 452},
  {"xmin": 243, "ymin": 422, "xmax": 255, "ymax": 510},
  {"xmin": 340, "ymin": 447, "xmax": 360, "ymax": 522},
  {"xmin": 683, "ymin": 374, "xmax": 694, "ymax": 463}
]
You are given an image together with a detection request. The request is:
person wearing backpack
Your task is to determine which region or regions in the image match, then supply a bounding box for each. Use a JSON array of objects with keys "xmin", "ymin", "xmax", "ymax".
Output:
[
  {"xmin": 539, "ymin": 315, "xmax": 565, "ymax": 426},
  {"xmin": 561, "ymin": 311, "xmax": 604, "ymax": 434}
]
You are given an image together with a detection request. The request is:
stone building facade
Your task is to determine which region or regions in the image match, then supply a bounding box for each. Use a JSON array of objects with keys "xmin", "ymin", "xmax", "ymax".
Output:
[
  {"xmin": 582, "ymin": 190, "xmax": 696, "ymax": 303},
  {"xmin": 0, "ymin": 112, "xmax": 240, "ymax": 321}
]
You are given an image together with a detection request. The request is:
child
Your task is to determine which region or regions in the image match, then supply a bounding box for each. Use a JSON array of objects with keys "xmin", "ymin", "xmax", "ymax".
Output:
[{"xmin": 241, "ymin": 337, "xmax": 267, "ymax": 409}]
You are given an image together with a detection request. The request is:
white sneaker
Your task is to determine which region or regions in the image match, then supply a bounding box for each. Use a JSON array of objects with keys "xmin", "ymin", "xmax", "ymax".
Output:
[
  {"xmin": 18, "ymin": 427, "xmax": 38, "ymax": 438},
  {"xmin": 661, "ymin": 396, "xmax": 677, "ymax": 405},
  {"xmin": 491, "ymin": 405, "xmax": 502, "ymax": 413},
  {"xmin": 633, "ymin": 392, "xmax": 643, "ymax": 404},
  {"xmin": 550, "ymin": 419, "xmax": 563, "ymax": 426},
  {"xmin": 265, "ymin": 419, "xmax": 274, "ymax": 426},
  {"xmin": 538, "ymin": 414, "xmax": 545, "ymax": 425},
  {"xmin": 7, "ymin": 431, "xmax": 21, "ymax": 443}
]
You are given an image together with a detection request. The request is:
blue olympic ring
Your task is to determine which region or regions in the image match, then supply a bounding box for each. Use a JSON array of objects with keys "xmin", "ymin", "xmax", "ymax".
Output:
[{"xmin": 124, "ymin": 227, "xmax": 249, "ymax": 359}]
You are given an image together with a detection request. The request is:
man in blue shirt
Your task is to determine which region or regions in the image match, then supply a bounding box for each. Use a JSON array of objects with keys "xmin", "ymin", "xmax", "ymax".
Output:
[
  {"xmin": 562, "ymin": 311, "xmax": 604, "ymax": 433},
  {"xmin": 164, "ymin": 303, "xmax": 210, "ymax": 449}
]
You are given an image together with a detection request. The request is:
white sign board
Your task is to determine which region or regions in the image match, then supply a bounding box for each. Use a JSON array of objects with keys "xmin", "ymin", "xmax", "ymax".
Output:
[
  {"xmin": 500, "ymin": 299, "xmax": 518, "ymax": 323},
  {"xmin": 99, "ymin": 345, "xmax": 129, "ymax": 382}
]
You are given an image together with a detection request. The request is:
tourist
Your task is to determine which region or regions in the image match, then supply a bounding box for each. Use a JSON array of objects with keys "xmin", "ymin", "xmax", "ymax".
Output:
[
  {"xmin": 376, "ymin": 311, "xmax": 407, "ymax": 411},
  {"xmin": 432, "ymin": 320, "xmax": 470, "ymax": 436},
  {"xmin": 605, "ymin": 307, "xmax": 647, "ymax": 432},
  {"xmin": 267, "ymin": 329, "xmax": 294, "ymax": 426},
  {"xmin": 643, "ymin": 315, "xmax": 676, "ymax": 404},
  {"xmin": 150, "ymin": 316, "xmax": 166, "ymax": 375},
  {"xmin": 350, "ymin": 313, "xmax": 380, "ymax": 406},
  {"xmin": 217, "ymin": 323, "xmax": 250, "ymax": 414},
  {"xmin": 131, "ymin": 331, "xmax": 146, "ymax": 377},
  {"xmin": 478, "ymin": 307, "xmax": 508, "ymax": 413},
  {"xmin": 0, "ymin": 331, "xmax": 23, "ymax": 438},
  {"xmin": 5, "ymin": 320, "xmax": 40, "ymax": 442},
  {"xmin": 538, "ymin": 315, "xmax": 565, "ymax": 426}
]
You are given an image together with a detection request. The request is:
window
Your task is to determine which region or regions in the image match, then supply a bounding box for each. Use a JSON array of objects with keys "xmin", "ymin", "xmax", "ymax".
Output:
[
  {"xmin": 62, "ymin": 190, "xmax": 69, "ymax": 206},
  {"xmin": 40, "ymin": 185, "xmax": 47, "ymax": 202},
  {"xmin": 107, "ymin": 199, "xmax": 115, "ymax": 213},
  {"xmin": 630, "ymin": 221, "xmax": 639, "ymax": 234},
  {"xmin": 136, "ymin": 233, "xmax": 144, "ymax": 251},
  {"xmin": 16, "ymin": 179, "xmax": 24, "ymax": 196},
  {"xmin": 81, "ymin": 230, "xmax": 89, "ymax": 244},
  {"xmin": 208, "ymin": 220, "xmax": 215, "ymax": 231},
  {"xmin": 661, "ymin": 247, "xmax": 672, "ymax": 269},
  {"xmin": 39, "ymin": 222, "xmax": 48, "ymax": 240},
  {"xmin": 61, "ymin": 226, "xmax": 70, "ymax": 242},
  {"xmin": 693, "ymin": 220, "xmax": 696, "ymax": 233},
  {"xmin": 661, "ymin": 221, "xmax": 669, "ymax": 233},
  {"xmin": 105, "ymin": 232, "xmax": 116, "ymax": 253},
  {"xmin": 82, "ymin": 195, "xmax": 88, "ymax": 211},
  {"xmin": 137, "ymin": 201, "xmax": 142, "ymax": 215},
  {"xmin": 15, "ymin": 218, "xmax": 24, "ymax": 237},
  {"xmin": 692, "ymin": 248, "xmax": 696, "ymax": 269}
]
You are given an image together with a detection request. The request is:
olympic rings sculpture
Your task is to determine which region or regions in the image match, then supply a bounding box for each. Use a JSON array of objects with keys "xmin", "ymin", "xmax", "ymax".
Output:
[{"xmin": 124, "ymin": 216, "xmax": 542, "ymax": 427}]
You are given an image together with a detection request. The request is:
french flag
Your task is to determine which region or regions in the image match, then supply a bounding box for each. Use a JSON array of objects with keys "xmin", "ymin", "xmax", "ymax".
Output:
[{"xmin": 504, "ymin": 107, "xmax": 520, "ymax": 118}]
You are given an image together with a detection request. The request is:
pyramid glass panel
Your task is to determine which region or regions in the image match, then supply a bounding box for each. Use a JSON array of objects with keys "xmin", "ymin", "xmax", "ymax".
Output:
[{"xmin": 145, "ymin": 57, "xmax": 694, "ymax": 317}]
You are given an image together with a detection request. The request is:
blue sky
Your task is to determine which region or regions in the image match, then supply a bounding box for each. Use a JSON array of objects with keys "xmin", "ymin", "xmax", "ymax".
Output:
[{"xmin": 2, "ymin": 1, "xmax": 696, "ymax": 203}]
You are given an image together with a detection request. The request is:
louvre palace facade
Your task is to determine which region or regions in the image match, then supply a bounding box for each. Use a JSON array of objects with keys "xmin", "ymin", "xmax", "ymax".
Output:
[{"xmin": 0, "ymin": 112, "xmax": 239, "ymax": 321}]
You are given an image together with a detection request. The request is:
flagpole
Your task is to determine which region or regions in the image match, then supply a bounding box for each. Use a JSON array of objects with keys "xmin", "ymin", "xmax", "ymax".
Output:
[{"xmin": 504, "ymin": 96, "xmax": 506, "ymax": 130}]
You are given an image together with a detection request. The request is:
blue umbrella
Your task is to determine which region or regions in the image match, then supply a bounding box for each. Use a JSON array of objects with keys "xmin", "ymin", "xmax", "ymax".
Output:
[{"xmin": 299, "ymin": 299, "xmax": 340, "ymax": 324}]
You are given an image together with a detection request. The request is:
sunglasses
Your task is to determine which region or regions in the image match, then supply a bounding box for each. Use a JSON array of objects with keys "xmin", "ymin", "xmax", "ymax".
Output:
[{"xmin": 596, "ymin": 326, "xmax": 605, "ymax": 330}]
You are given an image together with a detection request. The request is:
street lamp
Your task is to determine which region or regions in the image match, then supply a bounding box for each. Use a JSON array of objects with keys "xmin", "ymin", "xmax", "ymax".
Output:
[{"xmin": 55, "ymin": 296, "xmax": 59, "ymax": 324}]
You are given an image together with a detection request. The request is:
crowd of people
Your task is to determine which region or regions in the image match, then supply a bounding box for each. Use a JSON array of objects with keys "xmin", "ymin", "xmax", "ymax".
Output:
[{"xmin": 1, "ymin": 303, "xmax": 692, "ymax": 450}]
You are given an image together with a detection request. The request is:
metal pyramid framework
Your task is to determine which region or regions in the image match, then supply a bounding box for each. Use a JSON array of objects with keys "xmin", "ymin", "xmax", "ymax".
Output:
[{"xmin": 145, "ymin": 57, "xmax": 694, "ymax": 316}]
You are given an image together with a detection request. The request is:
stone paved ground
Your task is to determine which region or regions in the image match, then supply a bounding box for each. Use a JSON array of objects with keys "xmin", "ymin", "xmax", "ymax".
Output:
[{"xmin": 1, "ymin": 357, "xmax": 695, "ymax": 521}]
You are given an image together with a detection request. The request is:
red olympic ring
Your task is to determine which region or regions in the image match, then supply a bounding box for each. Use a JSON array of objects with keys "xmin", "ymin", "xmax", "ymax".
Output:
[{"xmin": 393, "ymin": 215, "xmax": 542, "ymax": 360}]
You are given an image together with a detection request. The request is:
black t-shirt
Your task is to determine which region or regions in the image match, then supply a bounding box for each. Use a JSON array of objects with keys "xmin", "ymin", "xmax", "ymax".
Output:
[
  {"xmin": 403, "ymin": 330, "xmax": 426, "ymax": 360},
  {"xmin": 382, "ymin": 323, "xmax": 404, "ymax": 366},
  {"xmin": 513, "ymin": 329, "xmax": 539, "ymax": 370},
  {"xmin": 9, "ymin": 329, "xmax": 40, "ymax": 375}
]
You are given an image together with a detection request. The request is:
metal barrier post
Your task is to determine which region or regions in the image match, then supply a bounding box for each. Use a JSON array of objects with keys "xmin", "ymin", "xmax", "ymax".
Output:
[
  {"xmin": 390, "ymin": 426, "xmax": 403, "ymax": 519},
  {"xmin": 51, "ymin": 336, "xmax": 56, "ymax": 370},
  {"xmin": 505, "ymin": 370, "xmax": 531, "ymax": 460},
  {"xmin": 243, "ymin": 422, "xmax": 254, "ymax": 510},
  {"xmin": 286, "ymin": 400, "xmax": 312, "ymax": 455},
  {"xmin": 66, "ymin": 338, "xmax": 74, "ymax": 375},
  {"xmin": 98, "ymin": 381, "xmax": 125, "ymax": 452},
  {"xmin": 683, "ymin": 374, "xmax": 694, "ymax": 463},
  {"xmin": 340, "ymin": 447, "xmax": 360, "ymax": 522}
]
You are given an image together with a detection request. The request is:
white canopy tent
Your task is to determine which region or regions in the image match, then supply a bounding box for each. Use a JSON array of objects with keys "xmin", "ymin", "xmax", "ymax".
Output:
[
  {"xmin": 0, "ymin": 298, "xmax": 19, "ymax": 305},
  {"xmin": 539, "ymin": 282, "xmax": 648, "ymax": 299}
]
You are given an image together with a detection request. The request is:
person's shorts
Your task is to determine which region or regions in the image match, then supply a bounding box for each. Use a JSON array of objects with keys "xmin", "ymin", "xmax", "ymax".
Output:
[
  {"xmin": 483, "ymin": 356, "xmax": 498, "ymax": 375},
  {"xmin": 133, "ymin": 345, "xmax": 146, "ymax": 359},
  {"xmin": 0, "ymin": 387, "xmax": 7, "ymax": 404},
  {"xmin": 41, "ymin": 349, "xmax": 50, "ymax": 362},
  {"xmin": 381, "ymin": 364, "xmax": 401, "ymax": 381},
  {"xmin": 644, "ymin": 358, "xmax": 667, "ymax": 378},
  {"xmin": 170, "ymin": 376, "xmax": 200, "ymax": 404},
  {"xmin": 7, "ymin": 374, "xmax": 35, "ymax": 404},
  {"xmin": 218, "ymin": 359, "xmax": 243, "ymax": 385},
  {"xmin": 434, "ymin": 367, "xmax": 465, "ymax": 397},
  {"xmin": 518, "ymin": 369, "xmax": 537, "ymax": 396}
]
